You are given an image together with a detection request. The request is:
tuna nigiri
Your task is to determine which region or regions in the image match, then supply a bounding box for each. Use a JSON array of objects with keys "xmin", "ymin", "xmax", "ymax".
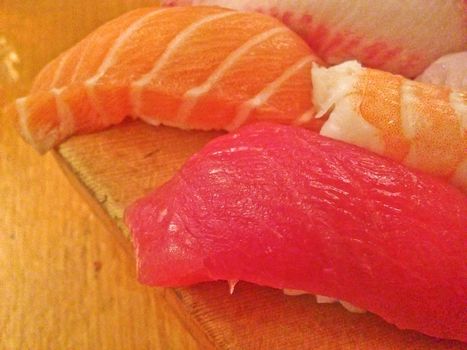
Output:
[
  {"xmin": 417, "ymin": 51, "xmax": 467, "ymax": 90},
  {"xmin": 125, "ymin": 123, "xmax": 467, "ymax": 342},
  {"xmin": 163, "ymin": 0, "xmax": 467, "ymax": 77},
  {"xmin": 312, "ymin": 61, "xmax": 467, "ymax": 192},
  {"xmin": 6, "ymin": 6, "xmax": 322, "ymax": 153}
]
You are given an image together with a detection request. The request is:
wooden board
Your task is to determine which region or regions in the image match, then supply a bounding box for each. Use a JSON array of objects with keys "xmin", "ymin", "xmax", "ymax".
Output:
[
  {"xmin": 54, "ymin": 120, "xmax": 465, "ymax": 350},
  {"xmin": 1, "ymin": 104, "xmax": 201, "ymax": 348}
]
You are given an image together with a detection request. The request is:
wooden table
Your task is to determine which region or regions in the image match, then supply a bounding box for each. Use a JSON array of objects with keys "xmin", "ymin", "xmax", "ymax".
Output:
[{"xmin": 1, "ymin": 1, "xmax": 199, "ymax": 349}]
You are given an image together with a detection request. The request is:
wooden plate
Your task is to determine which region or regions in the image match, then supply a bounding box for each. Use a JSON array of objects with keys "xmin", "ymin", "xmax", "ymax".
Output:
[{"xmin": 53, "ymin": 120, "xmax": 464, "ymax": 349}]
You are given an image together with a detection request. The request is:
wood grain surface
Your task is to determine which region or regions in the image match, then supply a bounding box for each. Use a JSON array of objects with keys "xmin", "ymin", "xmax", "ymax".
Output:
[
  {"xmin": 55, "ymin": 121, "xmax": 465, "ymax": 350},
  {"xmin": 0, "ymin": 119, "xmax": 200, "ymax": 350}
]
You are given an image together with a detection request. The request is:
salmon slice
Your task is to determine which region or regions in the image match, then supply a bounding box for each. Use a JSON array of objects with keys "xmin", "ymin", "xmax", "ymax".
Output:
[
  {"xmin": 125, "ymin": 123, "xmax": 467, "ymax": 342},
  {"xmin": 6, "ymin": 6, "xmax": 322, "ymax": 153},
  {"xmin": 164, "ymin": 0, "xmax": 467, "ymax": 77},
  {"xmin": 417, "ymin": 51, "xmax": 467, "ymax": 90},
  {"xmin": 312, "ymin": 61, "xmax": 467, "ymax": 192}
]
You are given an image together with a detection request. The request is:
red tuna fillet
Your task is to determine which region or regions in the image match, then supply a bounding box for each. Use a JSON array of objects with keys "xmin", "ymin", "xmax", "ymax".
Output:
[{"xmin": 125, "ymin": 123, "xmax": 467, "ymax": 342}]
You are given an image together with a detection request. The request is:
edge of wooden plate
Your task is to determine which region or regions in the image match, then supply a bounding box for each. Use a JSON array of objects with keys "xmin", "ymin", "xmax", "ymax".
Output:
[{"xmin": 52, "ymin": 149, "xmax": 218, "ymax": 350}]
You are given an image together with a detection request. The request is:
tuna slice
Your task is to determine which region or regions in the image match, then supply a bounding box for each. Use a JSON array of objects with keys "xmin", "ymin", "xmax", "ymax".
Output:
[
  {"xmin": 163, "ymin": 0, "xmax": 467, "ymax": 77},
  {"xmin": 125, "ymin": 123, "xmax": 467, "ymax": 342}
]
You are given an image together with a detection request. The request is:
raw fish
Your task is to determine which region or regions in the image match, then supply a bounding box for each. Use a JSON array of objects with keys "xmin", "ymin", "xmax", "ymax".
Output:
[
  {"xmin": 163, "ymin": 0, "xmax": 467, "ymax": 77},
  {"xmin": 125, "ymin": 123, "xmax": 467, "ymax": 342},
  {"xmin": 312, "ymin": 61, "xmax": 467, "ymax": 192},
  {"xmin": 6, "ymin": 6, "xmax": 321, "ymax": 153},
  {"xmin": 417, "ymin": 51, "xmax": 467, "ymax": 90}
]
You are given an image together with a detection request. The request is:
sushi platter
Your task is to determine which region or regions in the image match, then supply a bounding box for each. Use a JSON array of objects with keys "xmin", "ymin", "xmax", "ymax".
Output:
[
  {"xmin": 52, "ymin": 121, "xmax": 463, "ymax": 349},
  {"xmin": 5, "ymin": 1, "xmax": 466, "ymax": 348}
]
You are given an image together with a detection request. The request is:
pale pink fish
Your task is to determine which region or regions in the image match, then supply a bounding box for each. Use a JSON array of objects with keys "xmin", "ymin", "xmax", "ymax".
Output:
[
  {"xmin": 416, "ymin": 51, "xmax": 467, "ymax": 90},
  {"xmin": 163, "ymin": 0, "xmax": 467, "ymax": 77}
]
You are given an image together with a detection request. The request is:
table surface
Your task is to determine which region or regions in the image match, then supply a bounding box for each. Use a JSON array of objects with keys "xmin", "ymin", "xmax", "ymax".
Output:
[{"xmin": 0, "ymin": 1, "xmax": 200, "ymax": 349}]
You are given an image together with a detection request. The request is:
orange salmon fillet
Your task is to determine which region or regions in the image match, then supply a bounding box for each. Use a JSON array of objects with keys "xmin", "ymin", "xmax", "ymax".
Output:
[{"xmin": 6, "ymin": 6, "xmax": 323, "ymax": 153}]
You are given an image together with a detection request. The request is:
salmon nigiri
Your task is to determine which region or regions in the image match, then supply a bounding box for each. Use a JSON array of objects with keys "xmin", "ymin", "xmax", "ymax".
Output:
[
  {"xmin": 312, "ymin": 61, "xmax": 467, "ymax": 192},
  {"xmin": 126, "ymin": 123, "xmax": 467, "ymax": 342},
  {"xmin": 164, "ymin": 0, "xmax": 467, "ymax": 77},
  {"xmin": 6, "ymin": 6, "xmax": 322, "ymax": 153}
]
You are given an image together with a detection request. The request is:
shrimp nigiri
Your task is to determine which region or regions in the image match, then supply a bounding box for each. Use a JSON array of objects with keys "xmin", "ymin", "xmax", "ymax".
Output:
[
  {"xmin": 164, "ymin": 0, "xmax": 467, "ymax": 77},
  {"xmin": 5, "ymin": 6, "xmax": 322, "ymax": 153},
  {"xmin": 312, "ymin": 61, "xmax": 467, "ymax": 192}
]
